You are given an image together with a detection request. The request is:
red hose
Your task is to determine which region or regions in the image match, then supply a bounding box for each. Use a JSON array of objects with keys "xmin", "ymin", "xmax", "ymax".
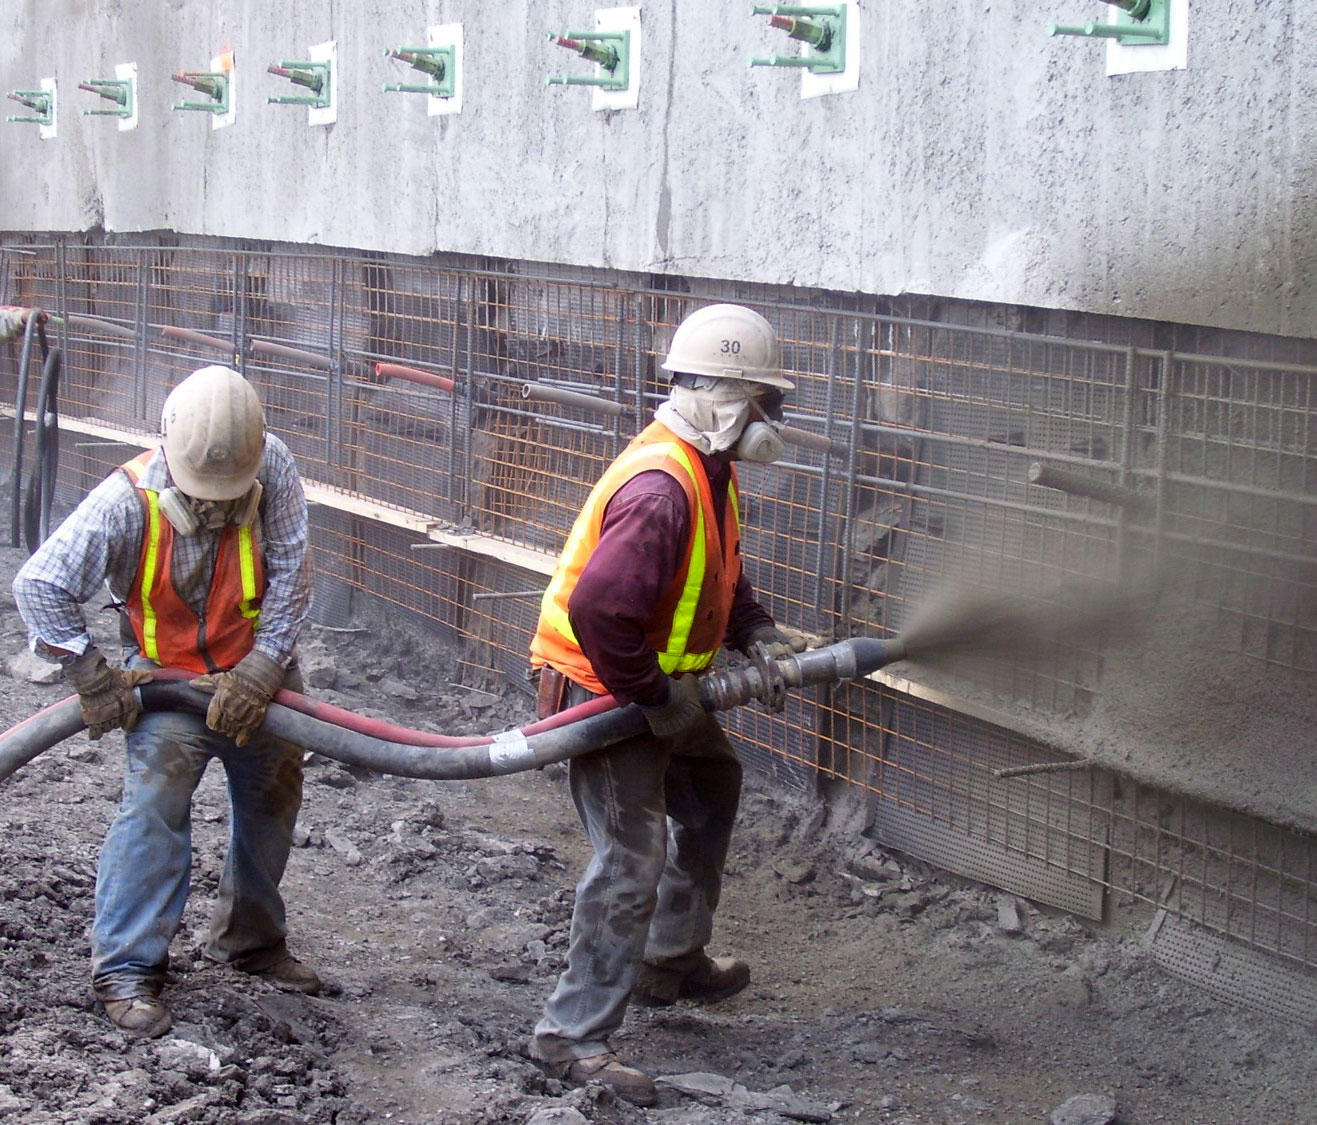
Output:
[{"xmin": 148, "ymin": 668, "xmax": 621, "ymax": 747}]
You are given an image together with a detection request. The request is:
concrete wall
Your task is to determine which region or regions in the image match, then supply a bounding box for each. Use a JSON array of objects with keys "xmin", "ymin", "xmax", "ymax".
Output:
[{"xmin": 1, "ymin": 1, "xmax": 1313, "ymax": 338}]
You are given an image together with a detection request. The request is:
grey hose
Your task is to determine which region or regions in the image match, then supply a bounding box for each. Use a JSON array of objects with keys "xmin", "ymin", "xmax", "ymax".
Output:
[
  {"xmin": 0, "ymin": 637, "xmax": 908, "ymax": 784},
  {"xmin": 0, "ymin": 682, "xmax": 651, "ymax": 784}
]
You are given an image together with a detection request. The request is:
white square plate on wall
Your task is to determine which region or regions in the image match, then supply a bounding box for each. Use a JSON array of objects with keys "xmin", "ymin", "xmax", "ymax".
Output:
[
  {"xmin": 1108, "ymin": 0, "xmax": 1188, "ymax": 75},
  {"xmin": 212, "ymin": 52, "xmax": 236, "ymax": 130},
  {"xmin": 116, "ymin": 62, "xmax": 138, "ymax": 132},
  {"xmin": 39, "ymin": 77, "xmax": 57, "ymax": 141},
  {"xmin": 309, "ymin": 40, "xmax": 338, "ymax": 127},
  {"xmin": 428, "ymin": 23, "xmax": 463, "ymax": 117},
  {"xmin": 801, "ymin": 0, "xmax": 860, "ymax": 100},
  {"xmin": 592, "ymin": 6, "xmax": 641, "ymax": 112}
]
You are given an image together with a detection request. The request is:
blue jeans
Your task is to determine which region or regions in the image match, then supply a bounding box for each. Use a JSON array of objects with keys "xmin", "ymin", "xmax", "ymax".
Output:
[
  {"xmin": 532, "ymin": 686, "xmax": 742, "ymax": 1067},
  {"xmin": 90, "ymin": 706, "xmax": 303, "ymax": 1001}
]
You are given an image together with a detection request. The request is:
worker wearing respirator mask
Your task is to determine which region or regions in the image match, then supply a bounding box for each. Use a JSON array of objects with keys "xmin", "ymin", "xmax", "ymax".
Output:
[
  {"xmin": 13, "ymin": 364, "xmax": 319, "ymax": 1040},
  {"xmin": 528, "ymin": 304, "xmax": 805, "ymax": 1106}
]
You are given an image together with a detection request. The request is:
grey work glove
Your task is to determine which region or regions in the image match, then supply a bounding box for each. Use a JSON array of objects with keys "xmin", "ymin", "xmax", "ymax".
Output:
[
  {"xmin": 191, "ymin": 650, "xmax": 285, "ymax": 747},
  {"xmin": 63, "ymin": 648, "xmax": 154, "ymax": 740},
  {"xmin": 745, "ymin": 624, "xmax": 807, "ymax": 661},
  {"xmin": 639, "ymin": 674, "xmax": 707, "ymax": 740}
]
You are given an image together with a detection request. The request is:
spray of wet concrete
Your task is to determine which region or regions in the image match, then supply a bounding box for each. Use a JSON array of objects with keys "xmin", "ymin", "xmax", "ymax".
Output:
[{"xmin": 887, "ymin": 568, "xmax": 1315, "ymax": 833}]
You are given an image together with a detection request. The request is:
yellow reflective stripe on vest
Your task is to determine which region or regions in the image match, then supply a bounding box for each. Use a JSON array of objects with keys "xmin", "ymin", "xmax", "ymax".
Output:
[
  {"xmin": 237, "ymin": 525, "xmax": 261, "ymax": 625},
  {"xmin": 537, "ymin": 521, "xmax": 593, "ymax": 643},
  {"xmin": 537, "ymin": 440, "xmax": 716, "ymax": 673},
  {"xmin": 657, "ymin": 443, "xmax": 710, "ymax": 674},
  {"xmin": 139, "ymin": 489, "xmax": 162, "ymax": 663}
]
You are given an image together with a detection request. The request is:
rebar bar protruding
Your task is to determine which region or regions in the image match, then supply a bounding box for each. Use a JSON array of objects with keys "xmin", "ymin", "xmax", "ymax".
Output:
[
  {"xmin": 172, "ymin": 71, "xmax": 224, "ymax": 98},
  {"xmin": 5, "ymin": 89, "xmax": 54, "ymax": 126},
  {"xmin": 268, "ymin": 63, "xmax": 324, "ymax": 95},
  {"xmin": 382, "ymin": 46, "xmax": 455, "ymax": 97},
  {"xmin": 552, "ymin": 34, "xmax": 620, "ymax": 72},
  {"xmin": 749, "ymin": 5, "xmax": 846, "ymax": 74},
  {"xmin": 7, "ymin": 91, "xmax": 48, "ymax": 112},
  {"xmin": 78, "ymin": 81, "xmax": 128, "ymax": 106},
  {"xmin": 388, "ymin": 48, "xmax": 446, "ymax": 80},
  {"xmin": 769, "ymin": 14, "xmax": 832, "ymax": 50},
  {"xmin": 1048, "ymin": 20, "xmax": 1162, "ymax": 38}
]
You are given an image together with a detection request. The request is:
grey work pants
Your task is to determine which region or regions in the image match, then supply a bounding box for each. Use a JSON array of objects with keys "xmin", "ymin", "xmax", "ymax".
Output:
[{"xmin": 532, "ymin": 687, "xmax": 742, "ymax": 1066}]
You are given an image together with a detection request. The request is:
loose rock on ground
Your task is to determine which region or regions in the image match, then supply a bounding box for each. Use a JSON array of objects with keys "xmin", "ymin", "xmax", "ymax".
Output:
[{"xmin": 0, "ymin": 544, "xmax": 1312, "ymax": 1123}]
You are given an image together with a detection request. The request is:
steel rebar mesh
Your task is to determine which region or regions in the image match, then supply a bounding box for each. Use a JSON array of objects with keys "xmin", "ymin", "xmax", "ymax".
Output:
[{"xmin": 4, "ymin": 234, "xmax": 1314, "ymax": 986}]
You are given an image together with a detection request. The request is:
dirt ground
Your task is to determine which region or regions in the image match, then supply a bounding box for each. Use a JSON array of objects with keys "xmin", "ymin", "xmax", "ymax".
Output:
[{"xmin": 0, "ymin": 543, "xmax": 1314, "ymax": 1125}]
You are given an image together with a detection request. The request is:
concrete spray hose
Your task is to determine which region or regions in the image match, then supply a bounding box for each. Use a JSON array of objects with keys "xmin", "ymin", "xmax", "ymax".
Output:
[{"xmin": 0, "ymin": 637, "xmax": 907, "ymax": 785}]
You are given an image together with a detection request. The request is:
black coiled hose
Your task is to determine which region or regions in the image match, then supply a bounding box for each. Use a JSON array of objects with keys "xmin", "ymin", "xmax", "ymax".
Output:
[
  {"xmin": 23, "ymin": 342, "xmax": 60, "ymax": 553},
  {"xmin": 8, "ymin": 308, "xmax": 60, "ymax": 552}
]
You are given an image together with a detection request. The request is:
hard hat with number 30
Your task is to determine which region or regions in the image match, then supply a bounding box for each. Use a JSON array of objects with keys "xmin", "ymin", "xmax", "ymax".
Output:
[{"xmin": 660, "ymin": 303, "xmax": 794, "ymax": 390}]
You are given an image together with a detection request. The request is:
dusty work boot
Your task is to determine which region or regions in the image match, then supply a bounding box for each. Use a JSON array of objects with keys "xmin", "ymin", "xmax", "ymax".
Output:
[
  {"xmin": 563, "ymin": 1052, "xmax": 657, "ymax": 1107},
  {"xmin": 102, "ymin": 994, "xmax": 173, "ymax": 1039},
  {"xmin": 633, "ymin": 952, "xmax": 750, "ymax": 1007},
  {"xmin": 243, "ymin": 953, "xmax": 322, "ymax": 995}
]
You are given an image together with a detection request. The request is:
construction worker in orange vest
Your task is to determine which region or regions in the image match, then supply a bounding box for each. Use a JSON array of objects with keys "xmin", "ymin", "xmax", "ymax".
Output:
[
  {"xmin": 13, "ymin": 365, "xmax": 319, "ymax": 1038},
  {"xmin": 528, "ymin": 305, "xmax": 804, "ymax": 1105}
]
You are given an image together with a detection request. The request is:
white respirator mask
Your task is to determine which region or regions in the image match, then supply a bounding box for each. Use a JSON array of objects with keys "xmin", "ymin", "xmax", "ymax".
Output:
[
  {"xmin": 660, "ymin": 377, "xmax": 788, "ymax": 463},
  {"xmin": 158, "ymin": 481, "xmax": 263, "ymax": 536},
  {"xmin": 734, "ymin": 398, "xmax": 787, "ymax": 464}
]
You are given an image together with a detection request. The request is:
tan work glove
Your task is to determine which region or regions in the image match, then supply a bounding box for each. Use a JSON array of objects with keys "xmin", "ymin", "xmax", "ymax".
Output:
[
  {"xmin": 191, "ymin": 650, "xmax": 285, "ymax": 747},
  {"xmin": 639, "ymin": 674, "xmax": 706, "ymax": 740},
  {"xmin": 745, "ymin": 624, "xmax": 807, "ymax": 661},
  {"xmin": 63, "ymin": 648, "xmax": 154, "ymax": 740}
]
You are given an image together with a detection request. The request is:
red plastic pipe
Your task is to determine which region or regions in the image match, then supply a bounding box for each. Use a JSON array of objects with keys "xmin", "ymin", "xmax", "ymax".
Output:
[{"xmin": 375, "ymin": 361, "xmax": 456, "ymax": 393}]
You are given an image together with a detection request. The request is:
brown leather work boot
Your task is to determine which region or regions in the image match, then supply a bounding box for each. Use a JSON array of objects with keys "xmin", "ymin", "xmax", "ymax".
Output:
[
  {"xmin": 245, "ymin": 953, "xmax": 322, "ymax": 995},
  {"xmin": 633, "ymin": 952, "xmax": 750, "ymax": 1007},
  {"xmin": 564, "ymin": 1052, "xmax": 657, "ymax": 1107},
  {"xmin": 102, "ymin": 994, "xmax": 173, "ymax": 1039}
]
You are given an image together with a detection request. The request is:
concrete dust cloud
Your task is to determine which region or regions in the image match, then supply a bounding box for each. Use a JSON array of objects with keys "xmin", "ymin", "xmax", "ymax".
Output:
[
  {"xmin": 888, "ymin": 565, "xmax": 1317, "ymax": 833},
  {"xmin": 896, "ymin": 577, "xmax": 1155, "ymax": 667}
]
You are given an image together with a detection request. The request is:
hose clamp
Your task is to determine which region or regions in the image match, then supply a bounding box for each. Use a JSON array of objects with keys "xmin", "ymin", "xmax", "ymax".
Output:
[{"xmin": 749, "ymin": 643, "xmax": 790, "ymax": 713}]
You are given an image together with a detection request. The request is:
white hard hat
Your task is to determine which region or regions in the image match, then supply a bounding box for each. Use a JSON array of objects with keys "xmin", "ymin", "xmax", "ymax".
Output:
[
  {"xmin": 161, "ymin": 365, "xmax": 266, "ymax": 500},
  {"xmin": 660, "ymin": 303, "xmax": 793, "ymax": 390}
]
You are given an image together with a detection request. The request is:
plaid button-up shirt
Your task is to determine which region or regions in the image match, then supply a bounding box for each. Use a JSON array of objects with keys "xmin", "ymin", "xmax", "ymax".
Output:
[{"xmin": 13, "ymin": 434, "xmax": 311, "ymax": 668}]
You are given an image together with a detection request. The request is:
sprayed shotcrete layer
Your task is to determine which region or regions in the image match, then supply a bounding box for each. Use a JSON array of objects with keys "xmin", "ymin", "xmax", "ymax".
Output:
[{"xmin": 893, "ymin": 575, "xmax": 1317, "ymax": 835}]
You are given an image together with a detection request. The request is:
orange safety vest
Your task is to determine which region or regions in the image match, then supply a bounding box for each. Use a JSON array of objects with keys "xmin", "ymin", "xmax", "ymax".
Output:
[
  {"xmin": 120, "ymin": 451, "xmax": 264, "ymax": 675},
  {"xmin": 530, "ymin": 421, "xmax": 741, "ymax": 695}
]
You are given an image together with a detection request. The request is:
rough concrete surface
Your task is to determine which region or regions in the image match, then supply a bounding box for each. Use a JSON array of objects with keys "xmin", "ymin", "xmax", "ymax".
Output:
[
  {"xmin": 1, "ymin": 1, "xmax": 1314, "ymax": 337},
  {"xmin": 0, "ymin": 545, "xmax": 1314, "ymax": 1123}
]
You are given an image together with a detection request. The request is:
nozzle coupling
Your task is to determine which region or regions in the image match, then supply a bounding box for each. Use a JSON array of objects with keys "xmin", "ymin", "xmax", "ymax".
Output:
[{"xmin": 696, "ymin": 636, "xmax": 908, "ymax": 714}]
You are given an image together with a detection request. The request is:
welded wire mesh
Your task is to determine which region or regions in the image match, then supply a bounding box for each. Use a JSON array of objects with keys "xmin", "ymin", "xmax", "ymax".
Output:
[{"xmin": 4, "ymin": 234, "xmax": 1315, "ymax": 988}]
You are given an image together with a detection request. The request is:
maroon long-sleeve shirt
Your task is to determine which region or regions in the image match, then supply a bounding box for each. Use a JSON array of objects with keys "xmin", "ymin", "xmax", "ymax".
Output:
[{"xmin": 566, "ymin": 450, "xmax": 774, "ymax": 708}]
